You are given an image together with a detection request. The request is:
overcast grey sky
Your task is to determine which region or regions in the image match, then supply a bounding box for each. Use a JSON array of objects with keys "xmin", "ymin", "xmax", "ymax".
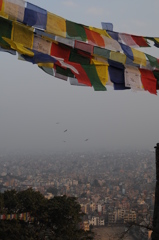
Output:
[{"xmin": 1, "ymin": 0, "xmax": 159, "ymax": 154}]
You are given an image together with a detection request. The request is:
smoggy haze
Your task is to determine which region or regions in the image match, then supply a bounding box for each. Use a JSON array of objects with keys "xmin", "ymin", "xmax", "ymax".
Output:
[{"xmin": 0, "ymin": 0, "xmax": 159, "ymax": 154}]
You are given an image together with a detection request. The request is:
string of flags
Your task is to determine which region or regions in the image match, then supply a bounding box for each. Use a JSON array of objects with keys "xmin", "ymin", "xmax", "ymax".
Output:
[
  {"xmin": 0, "ymin": 212, "xmax": 34, "ymax": 221},
  {"xmin": 0, "ymin": 0, "xmax": 159, "ymax": 94}
]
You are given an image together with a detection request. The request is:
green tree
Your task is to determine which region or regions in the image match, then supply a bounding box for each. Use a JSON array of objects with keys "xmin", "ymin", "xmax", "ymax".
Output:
[
  {"xmin": 3, "ymin": 190, "xmax": 18, "ymax": 214},
  {"xmin": 0, "ymin": 189, "xmax": 94, "ymax": 240},
  {"xmin": 0, "ymin": 193, "xmax": 4, "ymax": 213}
]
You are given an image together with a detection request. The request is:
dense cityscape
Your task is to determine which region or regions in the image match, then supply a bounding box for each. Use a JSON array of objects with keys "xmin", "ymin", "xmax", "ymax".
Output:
[{"xmin": 0, "ymin": 149, "xmax": 156, "ymax": 240}]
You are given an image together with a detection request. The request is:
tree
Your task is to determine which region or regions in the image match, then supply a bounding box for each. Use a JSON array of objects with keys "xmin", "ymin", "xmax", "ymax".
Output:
[
  {"xmin": 0, "ymin": 189, "xmax": 94, "ymax": 240},
  {"xmin": 3, "ymin": 190, "xmax": 18, "ymax": 214}
]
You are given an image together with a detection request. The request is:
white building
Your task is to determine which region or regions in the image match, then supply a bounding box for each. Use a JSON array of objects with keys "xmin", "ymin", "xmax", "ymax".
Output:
[
  {"xmin": 89, "ymin": 216, "xmax": 105, "ymax": 226},
  {"xmin": 89, "ymin": 216, "xmax": 99, "ymax": 226}
]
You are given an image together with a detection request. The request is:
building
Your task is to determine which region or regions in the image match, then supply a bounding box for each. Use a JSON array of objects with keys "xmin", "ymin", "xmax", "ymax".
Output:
[
  {"xmin": 124, "ymin": 211, "xmax": 136, "ymax": 223},
  {"xmin": 117, "ymin": 209, "xmax": 127, "ymax": 221},
  {"xmin": 108, "ymin": 212, "xmax": 117, "ymax": 225},
  {"xmin": 89, "ymin": 216, "xmax": 99, "ymax": 226},
  {"xmin": 83, "ymin": 220, "xmax": 90, "ymax": 231},
  {"xmin": 89, "ymin": 216, "xmax": 105, "ymax": 226}
]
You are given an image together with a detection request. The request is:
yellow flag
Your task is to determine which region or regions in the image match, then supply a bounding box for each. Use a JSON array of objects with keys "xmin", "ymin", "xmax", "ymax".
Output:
[
  {"xmin": 131, "ymin": 48, "xmax": 147, "ymax": 66},
  {"xmin": 91, "ymin": 59, "xmax": 109, "ymax": 86},
  {"xmin": 89, "ymin": 26, "xmax": 111, "ymax": 38},
  {"xmin": 46, "ymin": 12, "xmax": 66, "ymax": 38},
  {"xmin": 12, "ymin": 22, "xmax": 34, "ymax": 49},
  {"xmin": 38, "ymin": 62, "xmax": 54, "ymax": 68},
  {"xmin": 110, "ymin": 51, "xmax": 126, "ymax": 64},
  {"xmin": 154, "ymin": 38, "xmax": 159, "ymax": 43},
  {"xmin": 3, "ymin": 37, "xmax": 34, "ymax": 56},
  {"xmin": 0, "ymin": 1, "xmax": 8, "ymax": 18}
]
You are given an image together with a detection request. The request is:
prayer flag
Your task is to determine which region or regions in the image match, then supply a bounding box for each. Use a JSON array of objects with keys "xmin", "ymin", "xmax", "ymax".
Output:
[
  {"xmin": 131, "ymin": 35, "xmax": 149, "ymax": 47},
  {"xmin": 39, "ymin": 66, "xmax": 54, "ymax": 76},
  {"xmin": 0, "ymin": 0, "xmax": 158, "ymax": 94},
  {"xmin": 108, "ymin": 59, "xmax": 129, "ymax": 90},
  {"xmin": 107, "ymin": 30, "xmax": 119, "ymax": 41},
  {"xmin": 119, "ymin": 33, "xmax": 138, "ymax": 47},
  {"xmin": 101, "ymin": 22, "xmax": 113, "ymax": 31},
  {"xmin": 33, "ymin": 35, "xmax": 51, "ymax": 54},
  {"xmin": 153, "ymin": 70, "xmax": 159, "ymax": 89},
  {"xmin": 56, "ymin": 65, "xmax": 74, "ymax": 78},
  {"xmin": 69, "ymin": 77, "xmax": 87, "ymax": 86},
  {"xmin": 35, "ymin": 29, "xmax": 55, "ymax": 41},
  {"xmin": 110, "ymin": 51, "xmax": 126, "ymax": 64},
  {"xmin": 125, "ymin": 65, "xmax": 143, "ymax": 91},
  {"xmin": 75, "ymin": 40, "xmax": 93, "ymax": 54},
  {"xmin": 69, "ymin": 49, "xmax": 90, "ymax": 64},
  {"xmin": 0, "ymin": 0, "xmax": 3, "ymax": 11},
  {"xmin": 131, "ymin": 48, "xmax": 147, "ymax": 66},
  {"xmin": 120, "ymin": 43, "xmax": 134, "ymax": 61},
  {"xmin": 82, "ymin": 64, "xmax": 106, "ymax": 91},
  {"xmin": 12, "ymin": 22, "xmax": 34, "ymax": 49},
  {"xmin": 89, "ymin": 26, "xmax": 110, "ymax": 38},
  {"xmin": 22, "ymin": 50, "xmax": 57, "ymax": 64},
  {"xmin": 1, "ymin": 214, "xmax": 6, "ymax": 220},
  {"xmin": 55, "ymin": 36, "xmax": 75, "ymax": 48},
  {"xmin": 145, "ymin": 54, "xmax": 159, "ymax": 69},
  {"xmin": 66, "ymin": 61, "xmax": 92, "ymax": 86},
  {"xmin": 66, "ymin": 20, "xmax": 86, "ymax": 41},
  {"xmin": 23, "ymin": 2, "xmax": 47, "ymax": 29},
  {"xmin": 51, "ymin": 42, "xmax": 70, "ymax": 61},
  {"xmin": 84, "ymin": 27, "xmax": 105, "ymax": 47},
  {"xmin": 91, "ymin": 59, "xmax": 109, "ymax": 86},
  {"xmin": 3, "ymin": 37, "xmax": 34, "ymax": 56},
  {"xmin": 46, "ymin": 12, "xmax": 66, "ymax": 38},
  {"xmin": 139, "ymin": 68, "xmax": 157, "ymax": 95},
  {"xmin": 102, "ymin": 35, "xmax": 122, "ymax": 51},
  {"xmin": 93, "ymin": 46, "xmax": 110, "ymax": 59},
  {"xmin": 113, "ymin": 83, "xmax": 130, "ymax": 90},
  {"xmin": 108, "ymin": 59, "xmax": 125, "ymax": 84},
  {"xmin": 0, "ymin": 16, "xmax": 12, "ymax": 48},
  {"xmin": 54, "ymin": 69, "xmax": 68, "ymax": 81},
  {"xmin": 4, "ymin": 0, "xmax": 25, "ymax": 22},
  {"xmin": 154, "ymin": 38, "xmax": 159, "ymax": 48}
]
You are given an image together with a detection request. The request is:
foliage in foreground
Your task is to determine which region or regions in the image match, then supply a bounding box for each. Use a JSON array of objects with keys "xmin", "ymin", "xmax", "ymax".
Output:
[{"xmin": 0, "ymin": 189, "xmax": 94, "ymax": 240}]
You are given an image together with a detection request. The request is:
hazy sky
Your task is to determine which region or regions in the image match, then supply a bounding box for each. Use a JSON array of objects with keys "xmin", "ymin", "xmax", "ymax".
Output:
[{"xmin": 1, "ymin": 0, "xmax": 159, "ymax": 154}]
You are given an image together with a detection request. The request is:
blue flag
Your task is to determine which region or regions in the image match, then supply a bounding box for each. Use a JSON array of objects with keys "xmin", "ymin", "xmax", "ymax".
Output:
[{"xmin": 23, "ymin": 3, "xmax": 47, "ymax": 29}]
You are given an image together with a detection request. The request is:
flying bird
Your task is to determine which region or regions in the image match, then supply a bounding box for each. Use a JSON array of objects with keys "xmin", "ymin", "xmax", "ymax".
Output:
[
  {"xmin": 85, "ymin": 139, "xmax": 89, "ymax": 141},
  {"xmin": 64, "ymin": 129, "xmax": 67, "ymax": 132}
]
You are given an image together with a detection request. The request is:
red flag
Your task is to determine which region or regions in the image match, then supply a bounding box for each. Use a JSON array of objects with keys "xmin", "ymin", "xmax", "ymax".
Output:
[
  {"xmin": 51, "ymin": 42, "xmax": 71, "ymax": 61},
  {"xmin": 2, "ymin": 214, "xmax": 6, "ymax": 220},
  {"xmin": 131, "ymin": 36, "xmax": 149, "ymax": 47},
  {"xmin": 84, "ymin": 27, "xmax": 105, "ymax": 47},
  {"xmin": 75, "ymin": 40, "xmax": 94, "ymax": 54},
  {"xmin": 139, "ymin": 69, "xmax": 157, "ymax": 95},
  {"xmin": 0, "ymin": 0, "xmax": 2, "ymax": 11},
  {"xmin": 66, "ymin": 61, "xmax": 92, "ymax": 86},
  {"xmin": 77, "ymin": 49, "xmax": 92, "ymax": 59}
]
